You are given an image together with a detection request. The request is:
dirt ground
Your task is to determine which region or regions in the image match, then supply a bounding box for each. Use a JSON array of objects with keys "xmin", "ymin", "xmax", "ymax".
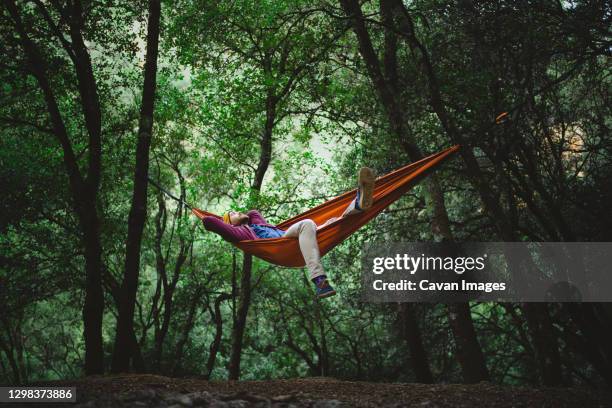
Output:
[{"xmin": 30, "ymin": 374, "xmax": 612, "ymax": 407}]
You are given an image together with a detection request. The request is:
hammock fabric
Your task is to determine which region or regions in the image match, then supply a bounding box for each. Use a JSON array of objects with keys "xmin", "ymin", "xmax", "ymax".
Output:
[{"xmin": 192, "ymin": 145, "xmax": 459, "ymax": 267}]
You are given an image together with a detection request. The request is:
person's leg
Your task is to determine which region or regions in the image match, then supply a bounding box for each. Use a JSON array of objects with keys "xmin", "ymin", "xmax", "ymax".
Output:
[
  {"xmin": 341, "ymin": 166, "xmax": 375, "ymax": 217},
  {"xmin": 284, "ymin": 219, "xmax": 336, "ymax": 298},
  {"xmin": 341, "ymin": 198, "xmax": 359, "ymax": 217},
  {"xmin": 284, "ymin": 219, "xmax": 324, "ymax": 280}
]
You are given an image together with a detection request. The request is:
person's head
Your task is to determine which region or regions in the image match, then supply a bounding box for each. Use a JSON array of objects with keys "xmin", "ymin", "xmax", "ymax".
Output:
[{"xmin": 223, "ymin": 210, "xmax": 249, "ymax": 226}]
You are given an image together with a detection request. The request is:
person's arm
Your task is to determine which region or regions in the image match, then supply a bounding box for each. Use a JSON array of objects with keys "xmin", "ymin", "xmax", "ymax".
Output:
[
  {"xmin": 202, "ymin": 216, "xmax": 253, "ymax": 242},
  {"xmin": 247, "ymin": 210, "xmax": 268, "ymax": 225}
]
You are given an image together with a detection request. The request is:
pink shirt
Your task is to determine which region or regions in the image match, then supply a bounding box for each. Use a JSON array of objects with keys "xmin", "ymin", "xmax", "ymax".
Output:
[{"xmin": 203, "ymin": 210, "xmax": 280, "ymax": 242}]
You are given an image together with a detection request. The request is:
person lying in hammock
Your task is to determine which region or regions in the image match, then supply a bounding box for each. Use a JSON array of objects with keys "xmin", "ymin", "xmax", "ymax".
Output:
[{"xmin": 202, "ymin": 167, "xmax": 376, "ymax": 299}]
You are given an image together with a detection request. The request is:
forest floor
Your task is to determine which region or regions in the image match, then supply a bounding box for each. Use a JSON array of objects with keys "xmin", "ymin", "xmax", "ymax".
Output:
[{"xmin": 30, "ymin": 374, "xmax": 611, "ymax": 407}]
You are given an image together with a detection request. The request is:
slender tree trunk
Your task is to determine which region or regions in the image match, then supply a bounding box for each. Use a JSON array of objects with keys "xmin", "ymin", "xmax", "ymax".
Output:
[
  {"xmin": 153, "ymin": 175, "xmax": 189, "ymax": 371},
  {"xmin": 5, "ymin": 0, "xmax": 105, "ymax": 374},
  {"xmin": 228, "ymin": 88, "xmax": 276, "ymax": 379},
  {"xmin": 152, "ymin": 190, "xmax": 168, "ymax": 370},
  {"xmin": 66, "ymin": 2, "xmax": 106, "ymax": 375},
  {"xmin": 228, "ymin": 255, "xmax": 252, "ymax": 379},
  {"xmin": 103, "ymin": 268, "xmax": 145, "ymax": 370},
  {"xmin": 82, "ymin": 213, "xmax": 105, "ymax": 374},
  {"xmin": 563, "ymin": 304, "xmax": 612, "ymax": 387},
  {"xmin": 522, "ymin": 303, "xmax": 563, "ymax": 385},
  {"xmin": 0, "ymin": 352, "xmax": 9, "ymax": 383},
  {"xmin": 111, "ymin": 0, "xmax": 161, "ymax": 373},
  {"xmin": 206, "ymin": 293, "xmax": 232, "ymax": 378},
  {"xmin": 431, "ymin": 172, "xmax": 489, "ymax": 383},
  {"xmin": 172, "ymin": 288, "xmax": 204, "ymax": 375},
  {"xmin": 0, "ymin": 320, "xmax": 21, "ymax": 384},
  {"xmin": 380, "ymin": 2, "xmax": 435, "ymax": 382},
  {"xmin": 397, "ymin": 304, "xmax": 433, "ymax": 383},
  {"xmin": 447, "ymin": 303, "xmax": 490, "ymax": 382},
  {"xmin": 314, "ymin": 301, "xmax": 329, "ymax": 376},
  {"xmin": 14, "ymin": 320, "xmax": 26, "ymax": 383}
]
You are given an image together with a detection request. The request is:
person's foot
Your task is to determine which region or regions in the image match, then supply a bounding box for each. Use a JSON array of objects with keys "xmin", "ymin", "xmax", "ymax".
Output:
[
  {"xmin": 315, "ymin": 279, "xmax": 337, "ymax": 299},
  {"xmin": 357, "ymin": 167, "xmax": 375, "ymax": 210}
]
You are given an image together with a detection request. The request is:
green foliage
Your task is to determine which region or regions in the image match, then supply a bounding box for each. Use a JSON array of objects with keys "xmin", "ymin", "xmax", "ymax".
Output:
[{"xmin": 1, "ymin": 0, "xmax": 610, "ymax": 388}]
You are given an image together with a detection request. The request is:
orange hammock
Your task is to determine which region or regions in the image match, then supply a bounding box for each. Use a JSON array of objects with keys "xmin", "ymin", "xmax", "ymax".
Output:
[{"xmin": 192, "ymin": 145, "xmax": 459, "ymax": 267}]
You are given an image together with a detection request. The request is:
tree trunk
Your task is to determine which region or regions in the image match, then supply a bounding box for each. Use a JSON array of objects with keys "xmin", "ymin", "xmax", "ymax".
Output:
[
  {"xmin": 498, "ymin": 244, "xmax": 563, "ymax": 386},
  {"xmin": 0, "ymin": 319, "xmax": 21, "ymax": 384},
  {"xmin": 228, "ymin": 254, "xmax": 253, "ymax": 379},
  {"xmin": 82, "ymin": 214, "xmax": 105, "ymax": 374},
  {"xmin": 227, "ymin": 87, "xmax": 276, "ymax": 379},
  {"xmin": 314, "ymin": 300, "xmax": 329, "ymax": 376},
  {"xmin": 172, "ymin": 287, "xmax": 204, "ymax": 376},
  {"xmin": 563, "ymin": 303, "xmax": 612, "ymax": 387},
  {"xmin": 111, "ymin": 0, "xmax": 161, "ymax": 373},
  {"xmin": 152, "ymin": 173, "xmax": 189, "ymax": 372},
  {"xmin": 522, "ymin": 303, "xmax": 563, "ymax": 386},
  {"xmin": 206, "ymin": 293, "xmax": 232, "ymax": 378},
  {"xmin": 397, "ymin": 304, "xmax": 433, "ymax": 383},
  {"xmin": 5, "ymin": 0, "xmax": 105, "ymax": 375},
  {"xmin": 446, "ymin": 303, "xmax": 490, "ymax": 383}
]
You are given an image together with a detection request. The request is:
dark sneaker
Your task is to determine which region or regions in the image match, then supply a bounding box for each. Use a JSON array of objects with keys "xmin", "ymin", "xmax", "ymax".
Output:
[
  {"xmin": 315, "ymin": 279, "xmax": 337, "ymax": 299},
  {"xmin": 357, "ymin": 167, "xmax": 375, "ymax": 210}
]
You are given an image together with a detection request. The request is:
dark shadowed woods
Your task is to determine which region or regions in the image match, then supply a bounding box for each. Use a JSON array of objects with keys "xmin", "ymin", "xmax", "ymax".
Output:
[{"xmin": 1, "ymin": 0, "xmax": 611, "ymax": 405}]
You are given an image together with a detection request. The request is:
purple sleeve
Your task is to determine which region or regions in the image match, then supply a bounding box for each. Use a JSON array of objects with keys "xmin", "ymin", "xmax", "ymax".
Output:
[
  {"xmin": 202, "ymin": 216, "xmax": 254, "ymax": 242},
  {"xmin": 247, "ymin": 210, "xmax": 268, "ymax": 225}
]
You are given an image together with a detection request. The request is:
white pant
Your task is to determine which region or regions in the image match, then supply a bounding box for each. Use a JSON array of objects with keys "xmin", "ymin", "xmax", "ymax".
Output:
[
  {"xmin": 285, "ymin": 198, "xmax": 360, "ymax": 280},
  {"xmin": 284, "ymin": 219, "xmax": 324, "ymax": 280}
]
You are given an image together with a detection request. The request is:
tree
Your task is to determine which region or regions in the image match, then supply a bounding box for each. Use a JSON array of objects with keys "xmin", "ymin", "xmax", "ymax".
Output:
[
  {"xmin": 111, "ymin": 0, "xmax": 162, "ymax": 373},
  {"xmin": 3, "ymin": 0, "xmax": 108, "ymax": 374},
  {"xmin": 169, "ymin": 0, "xmax": 345, "ymax": 379},
  {"xmin": 340, "ymin": 0, "xmax": 489, "ymax": 383}
]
